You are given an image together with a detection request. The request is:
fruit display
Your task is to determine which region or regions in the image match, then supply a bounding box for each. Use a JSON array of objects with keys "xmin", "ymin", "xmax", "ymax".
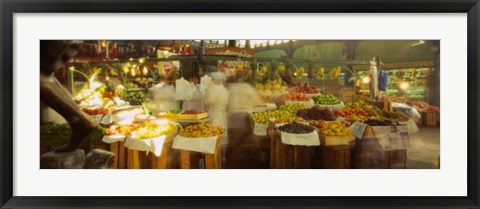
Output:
[
  {"xmin": 104, "ymin": 124, "xmax": 139, "ymax": 136},
  {"xmin": 296, "ymin": 106, "xmax": 337, "ymax": 121},
  {"xmin": 382, "ymin": 110, "xmax": 410, "ymax": 122},
  {"xmin": 130, "ymin": 120, "xmax": 177, "ymax": 139},
  {"xmin": 120, "ymin": 89, "xmax": 147, "ymax": 105},
  {"xmin": 124, "ymin": 82, "xmax": 139, "ymax": 89},
  {"xmin": 344, "ymin": 98, "xmax": 374, "ymax": 110},
  {"xmin": 82, "ymin": 108, "xmax": 109, "ymax": 115},
  {"xmin": 312, "ymin": 94, "xmax": 341, "ymax": 105},
  {"xmin": 252, "ymin": 110, "xmax": 297, "ymax": 124},
  {"xmin": 278, "ymin": 104, "xmax": 309, "ymax": 114},
  {"xmin": 288, "ymin": 83, "xmax": 320, "ymax": 94},
  {"xmin": 280, "ymin": 92, "xmax": 311, "ymax": 101},
  {"xmin": 363, "ymin": 119, "xmax": 399, "ymax": 126},
  {"xmin": 255, "ymin": 79, "xmax": 288, "ymax": 95},
  {"xmin": 278, "ymin": 122, "xmax": 315, "ymax": 134},
  {"xmin": 335, "ymin": 109, "xmax": 368, "ymax": 121},
  {"xmin": 178, "ymin": 123, "xmax": 225, "ymax": 138},
  {"xmin": 182, "ymin": 109, "xmax": 203, "ymax": 114},
  {"xmin": 407, "ymin": 100, "xmax": 439, "ymax": 112},
  {"xmin": 309, "ymin": 120, "xmax": 326, "ymax": 129},
  {"xmin": 319, "ymin": 121, "xmax": 351, "ymax": 136}
]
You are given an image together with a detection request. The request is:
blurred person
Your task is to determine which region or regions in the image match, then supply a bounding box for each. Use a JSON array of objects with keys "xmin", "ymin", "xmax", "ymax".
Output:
[
  {"xmin": 225, "ymin": 76, "xmax": 263, "ymax": 168},
  {"xmin": 149, "ymin": 76, "xmax": 179, "ymax": 113},
  {"xmin": 182, "ymin": 75, "xmax": 205, "ymax": 112},
  {"xmin": 204, "ymin": 72, "xmax": 230, "ymax": 153}
]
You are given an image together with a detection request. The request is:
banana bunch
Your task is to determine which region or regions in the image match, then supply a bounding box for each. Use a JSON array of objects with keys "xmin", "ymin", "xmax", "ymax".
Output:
[
  {"xmin": 237, "ymin": 63, "xmax": 244, "ymax": 71},
  {"xmin": 297, "ymin": 67, "xmax": 305, "ymax": 76},
  {"xmin": 260, "ymin": 66, "xmax": 268, "ymax": 74},
  {"xmin": 316, "ymin": 67, "xmax": 325, "ymax": 77},
  {"xmin": 329, "ymin": 67, "xmax": 342, "ymax": 78}
]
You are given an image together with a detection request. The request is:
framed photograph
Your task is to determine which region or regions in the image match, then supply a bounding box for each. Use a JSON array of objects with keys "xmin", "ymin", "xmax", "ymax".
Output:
[{"xmin": 1, "ymin": 0, "xmax": 479, "ymax": 208}]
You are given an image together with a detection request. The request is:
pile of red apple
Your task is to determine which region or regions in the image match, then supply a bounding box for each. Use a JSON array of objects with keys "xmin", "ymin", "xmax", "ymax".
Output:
[
  {"xmin": 335, "ymin": 109, "xmax": 368, "ymax": 121},
  {"xmin": 289, "ymin": 83, "xmax": 319, "ymax": 94}
]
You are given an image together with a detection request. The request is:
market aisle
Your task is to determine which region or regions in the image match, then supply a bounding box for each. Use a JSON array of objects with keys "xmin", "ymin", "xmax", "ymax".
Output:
[{"xmin": 406, "ymin": 126, "xmax": 440, "ymax": 169}]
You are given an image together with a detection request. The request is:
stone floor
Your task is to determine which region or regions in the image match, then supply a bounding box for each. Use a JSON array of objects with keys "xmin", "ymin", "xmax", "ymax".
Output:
[{"xmin": 406, "ymin": 126, "xmax": 440, "ymax": 169}]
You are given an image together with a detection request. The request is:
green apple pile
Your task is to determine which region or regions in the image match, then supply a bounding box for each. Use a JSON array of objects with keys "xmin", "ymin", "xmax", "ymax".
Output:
[{"xmin": 312, "ymin": 94, "xmax": 341, "ymax": 105}]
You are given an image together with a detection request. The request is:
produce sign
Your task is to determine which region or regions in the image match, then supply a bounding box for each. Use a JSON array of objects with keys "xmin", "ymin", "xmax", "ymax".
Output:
[
  {"xmin": 318, "ymin": 121, "xmax": 351, "ymax": 137},
  {"xmin": 296, "ymin": 106, "xmax": 337, "ymax": 121},
  {"xmin": 278, "ymin": 104, "xmax": 309, "ymax": 114},
  {"xmin": 335, "ymin": 109, "xmax": 368, "ymax": 121},
  {"xmin": 104, "ymin": 124, "xmax": 139, "ymax": 136},
  {"xmin": 278, "ymin": 122, "xmax": 315, "ymax": 134},
  {"xmin": 252, "ymin": 110, "xmax": 297, "ymax": 124},
  {"xmin": 312, "ymin": 94, "xmax": 340, "ymax": 105},
  {"xmin": 280, "ymin": 92, "xmax": 311, "ymax": 101},
  {"xmin": 382, "ymin": 110, "xmax": 410, "ymax": 122},
  {"xmin": 130, "ymin": 119, "xmax": 176, "ymax": 139},
  {"xmin": 205, "ymin": 47, "xmax": 255, "ymax": 70},
  {"xmin": 178, "ymin": 123, "xmax": 225, "ymax": 138},
  {"xmin": 288, "ymin": 83, "xmax": 319, "ymax": 94}
]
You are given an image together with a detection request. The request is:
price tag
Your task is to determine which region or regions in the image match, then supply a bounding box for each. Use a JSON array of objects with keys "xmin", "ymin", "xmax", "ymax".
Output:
[{"xmin": 349, "ymin": 122, "xmax": 367, "ymax": 139}]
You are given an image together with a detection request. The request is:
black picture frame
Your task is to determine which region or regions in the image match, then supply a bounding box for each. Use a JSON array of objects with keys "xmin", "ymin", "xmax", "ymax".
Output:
[{"xmin": 1, "ymin": 0, "xmax": 479, "ymax": 208}]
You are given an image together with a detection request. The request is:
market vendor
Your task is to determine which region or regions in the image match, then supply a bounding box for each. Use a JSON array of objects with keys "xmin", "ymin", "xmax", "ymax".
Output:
[
  {"xmin": 150, "ymin": 77, "xmax": 179, "ymax": 113},
  {"xmin": 225, "ymin": 77, "xmax": 262, "ymax": 168},
  {"xmin": 182, "ymin": 75, "xmax": 205, "ymax": 112},
  {"xmin": 204, "ymin": 72, "xmax": 229, "ymax": 153}
]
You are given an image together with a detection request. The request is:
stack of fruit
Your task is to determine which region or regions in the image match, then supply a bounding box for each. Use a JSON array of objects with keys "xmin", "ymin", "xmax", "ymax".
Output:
[
  {"xmin": 131, "ymin": 120, "xmax": 177, "ymax": 139},
  {"xmin": 312, "ymin": 94, "xmax": 341, "ymax": 105},
  {"xmin": 104, "ymin": 124, "xmax": 139, "ymax": 136},
  {"xmin": 382, "ymin": 110, "xmax": 410, "ymax": 122},
  {"xmin": 121, "ymin": 90, "xmax": 147, "ymax": 105},
  {"xmin": 252, "ymin": 110, "xmax": 297, "ymax": 124},
  {"xmin": 309, "ymin": 120, "xmax": 326, "ymax": 129},
  {"xmin": 319, "ymin": 121, "xmax": 351, "ymax": 136},
  {"xmin": 344, "ymin": 99, "xmax": 374, "ymax": 110},
  {"xmin": 407, "ymin": 101, "xmax": 439, "ymax": 112},
  {"xmin": 296, "ymin": 106, "xmax": 337, "ymax": 121},
  {"xmin": 178, "ymin": 123, "xmax": 225, "ymax": 138},
  {"xmin": 255, "ymin": 79, "xmax": 288, "ymax": 95},
  {"xmin": 278, "ymin": 122, "xmax": 315, "ymax": 134},
  {"xmin": 334, "ymin": 109, "xmax": 368, "ymax": 121},
  {"xmin": 280, "ymin": 92, "xmax": 311, "ymax": 101},
  {"xmin": 288, "ymin": 83, "xmax": 320, "ymax": 94},
  {"xmin": 278, "ymin": 104, "xmax": 309, "ymax": 114}
]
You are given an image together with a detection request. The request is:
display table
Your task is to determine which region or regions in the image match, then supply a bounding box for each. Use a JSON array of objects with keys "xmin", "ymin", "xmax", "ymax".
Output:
[
  {"xmin": 268, "ymin": 128, "xmax": 318, "ymax": 169},
  {"xmin": 173, "ymin": 135, "xmax": 224, "ymax": 169},
  {"xmin": 319, "ymin": 135, "xmax": 355, "ymax": 169}
]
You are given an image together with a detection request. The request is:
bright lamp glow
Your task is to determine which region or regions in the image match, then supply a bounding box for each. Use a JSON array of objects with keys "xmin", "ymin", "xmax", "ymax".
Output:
[
  {"xmin": 362, "ymin": 76, "xmax": 370, "ymax": 84},
  {"xmin": 399, "ymin": 82, "xmax": 410, "ymax": 90}
]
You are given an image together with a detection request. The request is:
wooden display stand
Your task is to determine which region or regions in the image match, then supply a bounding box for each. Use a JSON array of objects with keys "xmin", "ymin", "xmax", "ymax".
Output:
[
  {"xmin": 126, "ymin": 131, "xmax": 177, "ymax": 169},
  {"xmin": 109, "ymin": 141, "xmax": 127, "ymax": 169},
  {"xmin": 269, "ymin": 130, "xmax": 313, "ymax": 169},
  {"xmin": 251, "ymin": 135, "xmax": 270, "ymax": 165},
  {"xmin": 319, "ymin": 135, "xmax": 355, "ymax": 169},
  {"xmin": 423, "ymin": 111, "xmax": 439, "ymax": 126},
  {"xmin": 351, "ymin": 125, "xmax": 407, "ymax": 169},
  {"xmin": 179, "ymin": 135, "xmax": 223, "ymax": 169}
]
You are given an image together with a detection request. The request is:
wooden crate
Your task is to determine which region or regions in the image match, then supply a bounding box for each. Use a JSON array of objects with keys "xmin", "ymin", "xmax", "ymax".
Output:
[
  {"xmin": 322, "ymin": 145, "xmax": 353, "ymax": 169},
  {"xmin": 251, "ymin": 135, "xmax": 271, "ymax": 164},
  {"xmin": 423, "ymin": 111, "xmax": 438, "ymax": 126},
  {"xmin": 269, "ymin": 130, "xmax": 313, "ymax": 169},
  {"xmin": 179, "ymin": 135, "xmax": 223, "ymax": 169},
  {"xmin": 109, "ymin": 141, "xmax": 127, "ymax": 169},
  {"xmin": 177, "ymin": 112, "xmax": 208, "ymax": 120}
]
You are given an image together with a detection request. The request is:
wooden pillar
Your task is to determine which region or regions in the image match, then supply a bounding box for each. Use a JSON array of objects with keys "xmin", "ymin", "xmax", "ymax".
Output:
[
  {"xmin": 430, "ymin": 40, "xmax": 440, "ymax": 106},
  {"xmin": 344, "ymin": 41, "xmax": 360, "ymax": 87},
  {"xmin": 228, "ymin": 40, "xmax": 236, "ymax": 47}
]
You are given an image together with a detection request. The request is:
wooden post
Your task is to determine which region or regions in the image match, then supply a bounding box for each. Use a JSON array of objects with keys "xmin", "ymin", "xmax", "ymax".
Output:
[
  {"xmin": 127, "ymin": 149, "xmax": 140, "ymax": 169},
  {"xmin": 109, "ymin": 142, "xmax": 119, "ymax": 169},
  {"xmin": 118, "ymin": 142, "xmax": 126, "ymax": 169},
  {"xmin": 180, "ymin": 150, "xmax": 191, "ymax": 169}
]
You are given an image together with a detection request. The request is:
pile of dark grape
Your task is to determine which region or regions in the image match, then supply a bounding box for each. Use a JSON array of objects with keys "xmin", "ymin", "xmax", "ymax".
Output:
[
  {"xmin": 363, "ymin": 119, "xmax": 399, "ymax": 126},
  {"xmin": 278, "ymin": 122, "xmax": 314, "ymax": 134},
  {"xmin": 296, "ymin": 106, "xmax": 337, "ymax": 121}
]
